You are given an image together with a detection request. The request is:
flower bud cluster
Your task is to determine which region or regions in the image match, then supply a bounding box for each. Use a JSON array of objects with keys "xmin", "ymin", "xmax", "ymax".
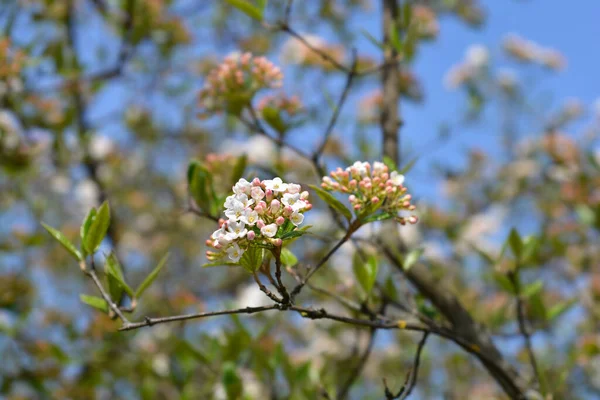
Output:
[
  {"xmin": 198, "ymin": 52, "xmax": 283, "ymax": 115},
  {"xmin": 257, "ymin": 93, "xmax": 303, "ymax": 117},
  {"xmin": 206, "ymin": 177, "xmax": 312, "ymax": 262},
  {"xmin": 321, "ymin": 161, "xmax": 418, "ymax": 225}
]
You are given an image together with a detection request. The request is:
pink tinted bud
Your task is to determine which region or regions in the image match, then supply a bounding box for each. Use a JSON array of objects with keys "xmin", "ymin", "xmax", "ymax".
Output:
[
  {"xmin": 332, "ymin": 182, "xmax": 340, "ymax": 189},
  {"xmin": 321, "ymin": 182, "xmax": 329, "ymax": 189},
  {"xmin": 305, "ymin": 203, "xmax": 313, "ymax": 210},
  {"xmin": 273, "ymin": 238, "xmax": 282, "ymax": 247},
  {"xmin": 252, "ymin": 177, "xmax": 261, "ymax": 186},
  {"xmin": 371, "ymin": 197, "xmax": 380, "ymax": 203},
  {"xmin": 341, "ymin": 171, "xmax": 350, "ymax": 179},
  {"xmin": 214, "ymin": 243, "xmax": 222, "ymax": 249},
  {"xmin": 373, "ymin": 177, "xmax": 381, "ymax": 185},
  {"xmin": 404, "ymin": 194, "xmax": 412, "ymax": 201},
  {"xmin": 205, "ymin": 239, "xmax": 212, "ymax": 246},
  {"xmin": 218, "ymin": 218, "xmax": 226, "ymax": 226},
  {"xmin": 300, "ymin": 191, "xmax": 309, "ymax": 200},
  {"xmin": 409, "ymin": 205, "xmax": 416, "ymax": 211},
  {"xmin": 408, "ymin": 216, "xmax": 419, "ymax": 224},
  {"xmin": 255, "ymin": 205, "xmax": 264, "ymax": 214},
  {"xmin": 257, "ymin": 220, "xmax": 266, "ymax": 229},
  {"xmin": 341, "ymin": 187, "xmax": 349, "ymax": 193},
  {"xmin": 276, "ymin": 216, "xmax": 285, "ymax": 225},
  {"xmin": 266, "ymin": 189, "xmax": 274, "ymax": 202},
  {"xmin": 270, "ymin": 199, "xmax": 281, "ymax": 213},
  {"xmin": 349, "ymin": 195, "xmax": 357, "ymax": 202},
  {"xmin": 354, "ymin": 204, "xmax": 362, "ymax": 210},
  {"xmin": 258, "ymin": 200, "xmax": 267, "ymax": 209},
  {"xmin": 381, "ymin": 173, "xmax": 389, "ymax": 180},
  {"xmin": 349, "ymin": 179, "xmax": 357, "ymax": 188},
  {"xmin": 283, "ymin": 205, "xmax": 293, "ymax": 216},
  {"xmin": 379, "ymin": 183, "xmax": 385, "ymax": 189},
  {"xmin": 247, "ymin": 231, "xmax": 256, "ymax": 240},
  {"xmin": 403, "ymin": 201, "xmax": 411, "ymax": 207}
]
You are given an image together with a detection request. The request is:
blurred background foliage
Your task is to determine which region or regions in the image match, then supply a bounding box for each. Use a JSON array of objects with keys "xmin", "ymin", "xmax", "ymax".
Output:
[{"xmin": 1, "ymin": 0, "xmax": 600, "ymax": 399}]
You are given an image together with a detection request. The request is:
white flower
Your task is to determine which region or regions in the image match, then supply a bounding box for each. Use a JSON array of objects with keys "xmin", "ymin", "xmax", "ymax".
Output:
[
  {"xmin": 347, "ymin": 161, "xmax": 369, "ymax": 177},
  {"xmin": 263, "ymin": 177, "xmax": 288, "ymax": 192},
  {"xmin": 290, "ymin": 211, "xmax": 304, "ymax": 226},
  {"xmin": 225, "ymin": 200, "xmax": 245, "ymax": 221},
  {"xmin": 227, "ymin": 220, "xmax": 248, "ymax": 238},
  {"xmin": 226, "ymin": 243, "xmax": 244, "ymax": 262},
  {"xmin": 282, "ymin": 193, "xmax": 302, "ymax": 210},
  {"xmin": 261, "ymin": 223, "xmax": 278, "ymax": 238},
  {"xmin": 234, "ymin": 193, "xmax": 254, "ymax": 208},
  {"xmin": 240, "ymin": 209, "xmax": 259, "ymax": 226},
  {"xmin": 233, "ymin": 178, "xmax": 252, "ymax": 195},
  {"xmin": 465, "ymin": 44, "xmax": 489, "ymax": 69},
  {"xmin": 390, "ymin": 171, "xmax": 405, "ymax": 186},
  {"xmin": 373, "ymin": 161, "xmax": 387, "ymax": 174},
  {"xmin": 224, "ymin": 195, "xmax": 237, "ymax": 209},
  {"xmin": 251, "ymin": 186, "xmax": 265, "ymax": 200},
  {"xmin": 211, "ymin": 225, "xmax": 227, "ymax": 239},
  {"xmin": 287, "ymin": 183, "xmax": 301, "ymax": 194},
  {"xmin": 89, "ymin": 135, "xmax": 114, "ymax": 160}
]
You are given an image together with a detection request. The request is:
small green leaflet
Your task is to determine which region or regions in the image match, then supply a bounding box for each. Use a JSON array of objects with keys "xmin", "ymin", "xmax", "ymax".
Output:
[
  {"xmin": 353, "ymin": 253, "xmax": 378, "ymax": 297},
  {"xmin": 83, "ymin": 201, "xmax": 111, "ymax": 254},
  {"xmin": 41, "ymin": 222, "xmax": 83, "ymax": 261},
  {"xmin": 403, "ymin": 248, "xmax": 423, "ymax": 271},
  {"xmin": 239, "ymin": 247, "xmax": 263, "ymax": 273},
  {"xmin": 80, "ymin": 294, "xmax": 108, "ymax": 313},
  {"xmin": 135, "ymin": 253, "xmax": 169, "ymax": 298},
  {"xmin": 309, "ymin": 185, "xmax": 352, "ymax": 221},
  {"xmin": 280, "ymin": 248, "xmax": 298, "ymax": 266},
  {"xmin": 225, "ymin": 0, "xmax": 263, "ymax": 21}
]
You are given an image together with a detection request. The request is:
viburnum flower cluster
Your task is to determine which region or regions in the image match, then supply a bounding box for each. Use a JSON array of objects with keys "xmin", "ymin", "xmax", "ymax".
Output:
[
  {"xmin": 321, "ymin": 161, "xmax": 418, "ymax": 225},
  {"xmin": 206, "ymin": 177, "xmax": 312, "ymax": 262},
  {"xmin": 257, "ymin": 93, "xmax": 303, "ymax": 117},
  {"xmin": 198, "ymin": 52, "xmax": 283, "ymax": 115}
]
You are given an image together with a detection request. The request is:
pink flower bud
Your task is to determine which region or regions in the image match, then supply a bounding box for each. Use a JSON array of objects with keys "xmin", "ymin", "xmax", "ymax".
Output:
[
  {"xmin": 371, "ymin": 197, "xmax": 380, "ymax": 203},
  {"xmin": 218, "ymin": 218, "xmax": 226, "ymax": 226},
  {"xmin": 373, "ymin": 177, "xmax": 381, "ymax": 185},
  {"xmin": 247, "ymin": 231, "xmax": 256, "ymax": 240},
  {"xmin": 408, "ymin": 216, "xmax": 419, "ymax": 224},
  {"xmin": 270, "ymin": 199, "xmax": 281, "ymax": 213},
  {"xmin": 386, "ymin": 186, "xmax": 394, "ymax": 194},
  {"xmin": 272, "ymin": 238, "xmax": 282, "ymax": 247},
  {"xmin": 349, "ymin": 195, "xmax": 356, "ymax": 203},
  {"xmin": 349, "ymin": 179, "xmax": 357, "ymax": 188},
  {"xmin": 205, "ymin": 240, "xmax": 212, "ymax": 246},
  {"xmin": 300, "ymin": 191, "xmax": 309, "ymax": 200},
  {"xmin": 381, "ymin": 173, "xmax": 389, "ymax": 180},
  {"xmin": 305, "ymin": 203, "xmax": 312, "ymax": 210},
  {"xmin": 283, "ymin": 205, "xmax": 293, "ymax": 216},
  {"xmin": 409, "ymin": 205, "xmax": 416, "ymax": 211},
  {"xmin": 354, "ymin": 204, "xmax": 362, "ymax": 210},
  {"xmin": 257, "ymin": 220, "xmax": 265, "ymax": 229},
  {"xmin": 266, "ymin": 189, "xmax": 274, "ymax": 202},
  {"xmin": 276, "ymin": 216, "xmax": 285, "ymax": 225},
  {"xmin": 252, "ymin": 177, "xmax": 261, "ymax": 186}
]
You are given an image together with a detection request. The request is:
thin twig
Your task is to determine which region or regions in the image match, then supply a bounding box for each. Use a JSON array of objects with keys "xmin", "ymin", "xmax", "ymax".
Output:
[
  {"xmin": 272, "ymin": 247, "xmax": 290, "ymax": 303},
  {"xmin": 253, "ymin": 272, "xmax": 283, "ymax": 304},
  {"xmin": 509, "ymin": 272, "xmax": 544, "ymax": 390},
  {"xmin": 290, "ymin": 228, "xmax": 355, "ymax": 301},
  {"xmin": 85, "ymin": 264, "xmax": 130, "ymax": 324},
  {"xmin": 338, "ymin": 328, "xmax": 377, "ymax": 399},
  {"xmin": 312, "ymin": 49, "xmax": 358, "ymax": 164},
  {"xmin": 384, "ymin": 332, "xmax": 429, "ymax": 399}
]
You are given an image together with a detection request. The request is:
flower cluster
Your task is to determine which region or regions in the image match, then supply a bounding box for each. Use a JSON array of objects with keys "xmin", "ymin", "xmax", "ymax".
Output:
[
  {"xmin": 321, "ymin": 161, "xmax": 418, "ymax": 225},
  {"xmin": 206, "ymin": 177, "xmax": 312, "ymax": 262},
  {"xmin": 257, "ymin": 93, "xmax": 303, "ymax": 117},
  {"xmin": 503, "ymin": 34, "xmax": 566, "ymax": 71},
  {"xmin": 198, "ymin": 52, "xmax": 283, "ymax": 116}
]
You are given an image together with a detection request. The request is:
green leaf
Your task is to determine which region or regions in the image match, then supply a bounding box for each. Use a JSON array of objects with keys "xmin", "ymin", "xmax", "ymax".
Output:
[
  {"xmin": 403, "ymin": 248, "xmax": 423, "ymax": 271},
  {"xmin": 280, "ymin": 229, "xmax": 307, "ymax": 241},
  {"xmin": 105, "ymin": 252, "xmax": 134, "ymax": 299},
  {"xmin": 262, "ymin": 106, "xmax": 287, "ymax": 135},
  {"xmin": 389, "ymin": 22, "xmax": 403, "ymax": 54},
  {"xmin": 547, "ymin": 298, "xmax": 577, "ymax": 322},
  {"xmin": 80, "ymin": 294, "xmax": 108, "ymax": 313},
  {"xmin": 402, "ymin": 2, "xmax": 413, "ymax": 28},
  {"xmin": 398, "ymin": 157, "xmax": 418, "ymax": 175},
  {"xmin": 493, "ymin": 273, "xmax": 516, "ymax": 294},
  {"xmin": 188, "ymin": 161, "xmax": 213, "ymax": 212},
  {"xmin": 522, "ymin": 280, "xmax": 544, "ymax": 299},
  {"xmin": 202, "ymin": 260, "xmax": 240, "ymax": 268},
  {"xmin": 382, "ymin": 156, "xmax": 397, "ymax": 172},
  {"xmin": 362, "ymin": 212, "xmax": 396, "ymax": 224},
  {"xmin": 383, "ymin": 276, "xmax": 398, "ymax": 300},
  {"xmin": 471, "ymin": 244, "xmax": 495, "ymax": 265},
  {"xmin": 361, "ymin": 29, "xmax": 384, "ymax": 50},
  {"xmin": 222, "ymin": 361, "xmax": 243, "ymax": 400},
  {"xmin": 225, "ymin": 0, "xmax": 263, "ymax": 21},
  {"xmin": 353, "ymin": 253, "xmax": 378, "ymax": 297},
  {"xmin": 83, "ymin": 201, "xmax": 111, "ymax": 254},
  {"xmin": 280, "ymin": 248, "xmax": 298, "ymax": 266},
  {"xmin": 521, "ymin": 236, "xmax": 539, "ymax": 265},
  {"xmin": 239, "ymin": 246, "xmax": 263, "ymax": 273},
  {"xmin": 309, "ymin": 184, "xmax": 353, "ymax": 221},
  {"xmin": 41, "ymin": 223, "xmax": 83, "ymax": 261},
  {"xmin": 507, "ymin": 228, "xmax": 523, "ymax": 260},
  {"xmin": 230, "ymin": 154, "xmax": 248, "ymax": 186},
  {"xmin": 135, "ymin": 253, "xmax": 169, "ymax": 298},
  {"xmin": 80, "ymin": 208, "xmax": 97, "ymax": 247},
  {"xmin": 529, "ymin": 290, "xmax": 547, "ymax": 321}
]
